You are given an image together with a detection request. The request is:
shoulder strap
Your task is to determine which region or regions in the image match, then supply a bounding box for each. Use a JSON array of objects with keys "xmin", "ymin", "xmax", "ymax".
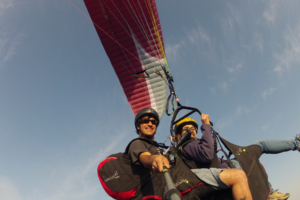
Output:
[
  {"xmin": 124, "ymin": 138, "xmax": 169, "ymax": 154},
  {"xmin": 214, "ymin": 131, "xmax": 236, "ymax": 168},
  {"xmin": 209, "ymin": 130, "xmax": 220, "ymax": 168}
]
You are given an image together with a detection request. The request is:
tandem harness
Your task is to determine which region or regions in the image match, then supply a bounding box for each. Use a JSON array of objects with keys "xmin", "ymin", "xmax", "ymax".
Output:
[
  {"xmin": 170, "ymin": 104, "xmax": 270, "ymax": 200},
  {"xmin": 97, "ymin": 138, "xmax": 217, "ymax": 200},
  {"xmin": 97, "ymin": 105, "xmax": 270, "ymax": 200}
]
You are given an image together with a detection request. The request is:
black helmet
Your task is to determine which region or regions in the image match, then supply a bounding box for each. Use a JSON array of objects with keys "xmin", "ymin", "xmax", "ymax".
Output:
[{"xmin": 135, "ymin": 107, "xmax": 160, "ymax": 128}]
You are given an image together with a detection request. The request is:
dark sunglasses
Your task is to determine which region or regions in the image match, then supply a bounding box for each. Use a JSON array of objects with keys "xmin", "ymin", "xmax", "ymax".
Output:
[{"xmin": 140, "ymin": 119, "xmax": 158, "ymax": 125}]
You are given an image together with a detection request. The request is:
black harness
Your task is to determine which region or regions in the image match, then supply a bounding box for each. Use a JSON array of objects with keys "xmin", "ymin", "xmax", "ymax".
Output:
[
  {"xmin": 98, "ymin": 138, "xmax": 217, "ymax": 200},
  {"xmin": 175, "ymin": 130, "xmax": 270, "ymax": 200},
  {"xmin": 168, "ymin": 104, "xmax": 270, "ymax": 200}
]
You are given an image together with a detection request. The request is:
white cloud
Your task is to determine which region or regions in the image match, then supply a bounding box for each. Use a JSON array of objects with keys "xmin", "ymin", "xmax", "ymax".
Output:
[
  {"xmin": 219, "ymin": 81, "xmax": 228, "ymax": 91},
  {"xmin": 165, "ymin": 43, "xmax": 181, "ymax": 62},
  {"xmin": 212, "ymin": 56, "xmax": 243, "ymax": 94},
  {"xmin": 216, "ymin": 105, "xmax": 251, "ymax": 131},
  {"xmin": 42, "ymin": 132, "xmax": 127, "ymax": 200},
  {"xmin": 273, "ymin": 22, "xmax": 300, "ymax": 75},
  {"xmin": 263, "ymin": 0, "xmax": 280, "ymax": 24},
  {"xmin": 181, "ymin": 24, "xmax": 214, "ymax": 59},
  {"xmin": 253, "ymin": 33, "xmax": 263, "ymax": 51},
  {"xmin": 261, "ymin": 87, "xmax": 277, "ymax": 99},
  {"xmin": 261, "ymin": 124, "xmax": 269, "ymax": 132},
  {"xmin": 227, "ymin": 63, "xmax": 242, "ymax": 73},
  {"xmin": 209, "ymin": 81, "xmax": 228, "ymax": 94},
  {"xmin": 209, "ymin": 77, "xmax": 235, "ymax": 94},
  {"xmin": 235, "ymin": 105, "xmax": 251, "ymax": 116},
  {"xmin": 221, "ymin": 3, "xmax": 242, "ymax": 35},
  {"xmin": 0, "ymin": 34, "xmax": 22, "ymax": 65},
  {"xmin": 0, "ymin": 177, "xmax": 23, "ymax": 200},
  {"xmin": 208, "ymin": 87, "xmax": 217, "ymax": 95},
  {"xmin": 186, "ymin": 25, "xmax": 211, "ymax": 45},
  {"xmin": 216, "ymin": 116, "xmax": 233, "ymax": 131},
  {"xmin": 0, "ymin": 0, "xmax": 14, "ymax": 14},
  {"xmin": 0, "ymin": 131, "xmax": 127, "ymax": 200},
  {"xmin": 165, "ymin": 24, "xmax": 214, "ymax": 64},
  {"xmin": 0, "ymin": 0, "xmax": 22, "ymax": 67}
]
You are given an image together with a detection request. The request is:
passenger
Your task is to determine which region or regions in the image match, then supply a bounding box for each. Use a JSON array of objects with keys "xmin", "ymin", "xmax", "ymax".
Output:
[
  {"xmin": 128, "ymin": 107, "xmax": 253, "ymax": 200},
  {"xmin": 175, "ymin": 114, "xmax": 300, "ymax": 200}
]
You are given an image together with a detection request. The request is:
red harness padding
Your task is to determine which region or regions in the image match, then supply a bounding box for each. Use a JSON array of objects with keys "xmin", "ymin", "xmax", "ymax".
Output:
[
  {"xmin": 97, "ymin": 138, "xmax": 216, "ymax": 200},
  {"xmin": 97, "ymin": 156, "xmax": 137, "ymax": 200}
]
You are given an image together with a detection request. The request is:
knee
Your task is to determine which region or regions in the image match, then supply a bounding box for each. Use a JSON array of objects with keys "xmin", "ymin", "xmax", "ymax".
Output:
[
  {"xmin": 234, "ymin": 169, "xmax": 248, "ymax": 182},
  {"xmin": 253, "ymin": 140, "xmax": 262, "ymax": 145},
  {"xmin": 226, "ymin": 168, "xmax": 248, "ymax": 184},
  {"xmin": 220, "ymin": 169, "xmax": 248, "ymax": 186}
]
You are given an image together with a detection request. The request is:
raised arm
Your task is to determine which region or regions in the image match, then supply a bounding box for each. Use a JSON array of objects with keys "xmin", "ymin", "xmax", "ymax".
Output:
[{"xmin": 182, "ymin": 114, "xmax": 214, "ymax": 163}]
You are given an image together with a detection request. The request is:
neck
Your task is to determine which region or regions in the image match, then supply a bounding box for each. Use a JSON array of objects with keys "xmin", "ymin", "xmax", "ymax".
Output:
[{"xmin": 139, "ymin": 131, "xmax": 155, "ymax": 141}]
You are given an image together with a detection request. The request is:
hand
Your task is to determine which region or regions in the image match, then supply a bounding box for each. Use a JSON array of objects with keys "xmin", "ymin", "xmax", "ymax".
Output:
[
  {"xmin": 152, "ymin": 155, "xmax": 170, "ymax": 173},
  {"xmin": 201, "ymin": 114, "xmax": 210, "ymax": 125}
]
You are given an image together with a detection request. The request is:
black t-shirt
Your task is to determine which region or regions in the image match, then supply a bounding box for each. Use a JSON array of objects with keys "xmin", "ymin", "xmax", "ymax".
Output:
[{"xmin": 128, "ymin": 139, "xmax": 161, "ymax": 165}]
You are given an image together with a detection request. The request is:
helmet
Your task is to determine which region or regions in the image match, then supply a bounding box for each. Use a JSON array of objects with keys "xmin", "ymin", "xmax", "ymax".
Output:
[
  {"xmin": 135, "ymin": 107, "xmax": 160, "ymax": 128},
  {"xmin": 174, "ymin": 117, "xmax": 198, "ymax": 135}
]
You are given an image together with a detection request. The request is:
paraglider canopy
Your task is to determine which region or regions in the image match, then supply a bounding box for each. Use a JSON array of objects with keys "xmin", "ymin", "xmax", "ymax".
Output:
[{"xmin": 84, "ymin": 0, "xmax": 170, "ymax": 119}]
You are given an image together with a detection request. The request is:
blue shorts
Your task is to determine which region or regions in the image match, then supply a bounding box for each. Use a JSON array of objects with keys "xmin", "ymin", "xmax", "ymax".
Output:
[{"xmin": 191, "ymin": 168, "xmax": 230, "ymax": 190}]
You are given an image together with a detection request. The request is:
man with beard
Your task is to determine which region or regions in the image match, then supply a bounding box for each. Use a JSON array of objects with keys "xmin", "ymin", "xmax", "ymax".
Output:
[{"xmin": 127, "ymin": 107, "xmax": 253, "ymax": 200}]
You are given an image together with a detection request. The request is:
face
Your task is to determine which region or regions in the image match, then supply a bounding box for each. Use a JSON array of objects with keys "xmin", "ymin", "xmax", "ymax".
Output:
[
  {"xmin": 136, "ymin": 116, "xmax": 157, "ymax": 138},
  {"xmin": 181, "ymin": 124, "xmax": 197, "ymax": 138}
]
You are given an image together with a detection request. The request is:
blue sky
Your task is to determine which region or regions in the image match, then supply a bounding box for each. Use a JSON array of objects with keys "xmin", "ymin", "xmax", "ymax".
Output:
[{"xmin": 1, "ymin": 0, "xmax": 300, "ymax": 199}]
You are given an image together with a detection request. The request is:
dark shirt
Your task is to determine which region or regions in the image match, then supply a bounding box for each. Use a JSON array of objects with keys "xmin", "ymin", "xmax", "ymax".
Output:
[
  {"xmin": 182, "ymin": 124, "xmax": 229, "ymax": 168},
  {"xmin": 128, "ymin": 139, "xmax": 161, "ymax": 165}
]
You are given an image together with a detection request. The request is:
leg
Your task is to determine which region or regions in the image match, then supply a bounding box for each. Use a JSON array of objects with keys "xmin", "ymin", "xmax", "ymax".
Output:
[
  {"xmin": 220, "ymin": 169, "xmax": 253, "ymax": 200},
  {"xmin": 191, "ymin": 168, "xmax": 252, "ymax": 200},
  {"xmin": 253, "ymin": 139, "xmax": 299, "ymax": 154},
  {"xmin": 231, "ymin": 159, "xmax": 275, "ymax": 193},
  {"xmin": 231, "ymin": 157, "xmax": 291, "ymax": 199}
]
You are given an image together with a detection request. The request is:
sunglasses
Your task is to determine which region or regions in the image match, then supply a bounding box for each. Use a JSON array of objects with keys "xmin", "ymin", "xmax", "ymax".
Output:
[
  {"xmin": 182, "ymin": 127, "xmax": 197, "ymax": 132},
  {"xmin": 140, "ymin": 119, "xmax": 158, "ymax": 125}
]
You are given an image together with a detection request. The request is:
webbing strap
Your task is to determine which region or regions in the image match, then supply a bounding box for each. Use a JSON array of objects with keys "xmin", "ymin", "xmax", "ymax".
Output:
[
  {"xmin": 209, "ymin": 130, "xmax": 220, "ymax": 168},
  {"xmin": 134, "ymin": 68, "xmax": 150, "ymax": 78},
  {"xmin": 125, "ymin": 138, "xmax": 169, "ymax": 154},
  {"xmin": 214, "ymin": 131, "xmax": 236, "ymax": 168},
  {"xmin": 165, "ymin": 92, "xmax": 175, "ymax": 116}
]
